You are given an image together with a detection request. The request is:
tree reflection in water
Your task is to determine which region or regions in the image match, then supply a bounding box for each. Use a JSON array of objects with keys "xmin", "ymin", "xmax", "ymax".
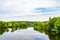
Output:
[
  {"xmin": 34, "ymin": 28, "xmax": 60, "ymax": 40},
  {"xmin": 0, "ymin": 25, "xmax": 60, "ymax": 40}
]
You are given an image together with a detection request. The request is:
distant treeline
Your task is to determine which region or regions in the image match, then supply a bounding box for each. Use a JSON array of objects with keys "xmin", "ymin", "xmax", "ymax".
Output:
[
  {"xmin": 0, "ymin": 17, "xmax": 60, "ymax": 34},
  {"xmin": 0, "ymin": 21, "xmax": 37, "ymax": 34}
]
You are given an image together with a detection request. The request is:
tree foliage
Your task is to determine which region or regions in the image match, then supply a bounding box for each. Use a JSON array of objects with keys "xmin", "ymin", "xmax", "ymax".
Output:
[
  {"xmin": 34, "ymin": 17, "xmax": 60, "ymax": 34},
  {"xmin": 0, "ymin": 17, "xmax": 60, "ymax": 34}
]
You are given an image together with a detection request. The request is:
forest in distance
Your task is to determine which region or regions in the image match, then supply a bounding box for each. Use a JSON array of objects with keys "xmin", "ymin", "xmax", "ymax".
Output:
[{"xmin": 0, "ymin": 17, "xmax": 60, "ymax": 35}]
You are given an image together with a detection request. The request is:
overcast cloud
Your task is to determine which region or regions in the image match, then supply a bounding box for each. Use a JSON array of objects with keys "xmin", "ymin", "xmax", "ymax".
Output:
[{"xmin": 0, "ymin": 0, "xmax": 60, "ymax": 21}]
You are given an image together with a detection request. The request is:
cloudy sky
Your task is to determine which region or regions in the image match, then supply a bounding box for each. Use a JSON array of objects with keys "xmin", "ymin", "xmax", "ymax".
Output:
[{"xmin": 0, "ymin": 0, "xmax": 60, "ymax": 21}]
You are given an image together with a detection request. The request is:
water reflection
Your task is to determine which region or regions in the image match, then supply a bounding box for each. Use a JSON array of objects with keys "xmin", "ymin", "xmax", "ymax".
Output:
[
  {"xmin": 0, "ymin": 27, "xmax": 9, "ymax": 35},
  {"xmin": 0, "ymin": 25, "xmax": 28, "ymax": 35},
  {"xmin": 45, "ymin": 31, "xmax": 60, "ymax": 40},
  {"xmin": 34, "ymin": 28, "xmax": 60, "ymax": 40},
  {"xmin": 0, "ymin": 26, "xmax": 60, "ymax": 40},
  {"xmin": 0, "ymin": 26, "xmax": 49, "ymax": 40}
]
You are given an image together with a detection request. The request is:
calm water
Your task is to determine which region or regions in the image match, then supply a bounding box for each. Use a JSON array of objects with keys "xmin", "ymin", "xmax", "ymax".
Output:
[
  {"xmin": 0, "ymin": 27, "xmax": 60, "ymax": 40},
  {"xmin": 0, "ymin": 27, "xmax": 49, "ymax": 40}
]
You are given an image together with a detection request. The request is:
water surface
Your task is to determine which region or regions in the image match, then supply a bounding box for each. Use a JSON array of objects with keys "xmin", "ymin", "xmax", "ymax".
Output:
[{"xmin": 0, "ymin": 27, "xmax": 49, "ymax": 40}]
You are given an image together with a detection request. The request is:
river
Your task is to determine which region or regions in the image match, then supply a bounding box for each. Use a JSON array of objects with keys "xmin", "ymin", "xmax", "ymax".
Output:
[{"xmin": 0, "ymin": 27, "xmax": 60, "ymax": 40}]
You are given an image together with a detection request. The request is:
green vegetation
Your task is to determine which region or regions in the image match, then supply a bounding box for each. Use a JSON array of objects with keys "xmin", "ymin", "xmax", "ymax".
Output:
[
  {"xmin": 0, "ymin": 17, "xmax": 60, "ymax": 35},
  {"xmin": 34, "ymin": 17, "xmax": 60, "ymax": 34},
  {"xmin": 0, "ymin": 21, "xmax": 36, "ymax": 35}
]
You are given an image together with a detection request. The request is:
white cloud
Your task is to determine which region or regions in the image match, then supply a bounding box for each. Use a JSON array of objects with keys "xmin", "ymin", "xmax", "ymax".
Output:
[
  {"xmin": 0, "ymin": 0, "xmax": 58, "ymax": 10},
  {"xmin": 0, "ymin": 0, "xmax": 60, "ymax": 21}
]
